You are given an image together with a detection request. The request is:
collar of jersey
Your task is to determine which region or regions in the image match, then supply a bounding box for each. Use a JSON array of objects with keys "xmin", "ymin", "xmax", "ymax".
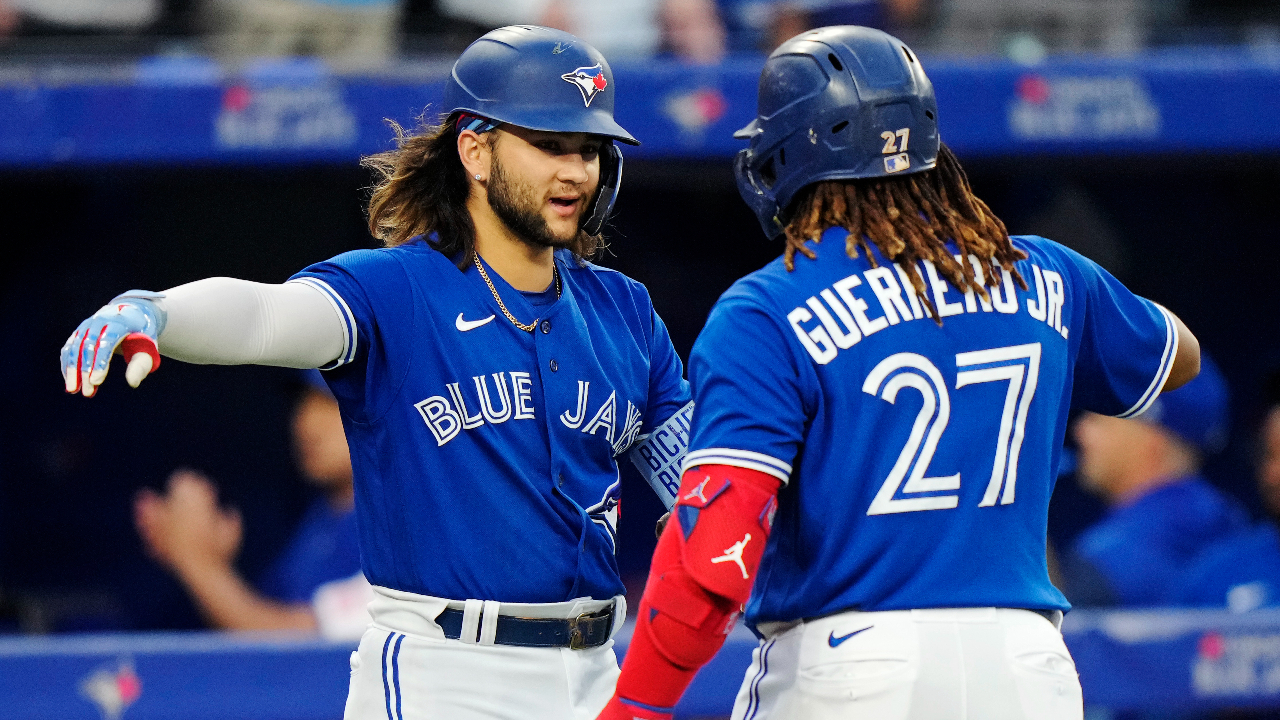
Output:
[{"xmin": 465, "ymin": 250, "xmax": 571, "ymax": 321}]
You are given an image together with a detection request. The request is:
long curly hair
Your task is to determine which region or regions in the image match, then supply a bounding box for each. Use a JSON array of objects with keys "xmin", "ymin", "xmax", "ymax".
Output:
[
  {"xmin": 362, "ymin": 111, "xmax": 602, "ymax": 266},
  {"xmin": 782, "ymin": 143, "xmax": 1027, "ymax": 323}
]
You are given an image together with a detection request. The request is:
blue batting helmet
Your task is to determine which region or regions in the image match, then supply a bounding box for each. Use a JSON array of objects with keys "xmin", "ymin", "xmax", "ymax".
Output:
[
  {"xmin": 445, "ymin": 25, "xmax": 636, "ymax": 235},
  {"xmin": 734, "ymin": 26, "xmax": 940, "ymax": 240}
]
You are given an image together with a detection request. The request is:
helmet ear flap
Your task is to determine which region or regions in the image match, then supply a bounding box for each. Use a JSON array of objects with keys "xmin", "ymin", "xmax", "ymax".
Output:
[
  {"xmin": 734, "ymin": 149, "xmax": 785, "ymax": 240},
  {"xmin": 582, "ymin": 142, "xmax": 623, "ymax": 236}
]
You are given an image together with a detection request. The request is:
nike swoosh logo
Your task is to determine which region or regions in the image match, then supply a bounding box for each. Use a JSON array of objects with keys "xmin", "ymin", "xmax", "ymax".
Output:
[
  {"xmin": 456, "ymin": 313, "xmax": 496, "ymax": 332},
  {"xmin": 828, "ymin": 626, "xmax": 872, "ymax": 648}
]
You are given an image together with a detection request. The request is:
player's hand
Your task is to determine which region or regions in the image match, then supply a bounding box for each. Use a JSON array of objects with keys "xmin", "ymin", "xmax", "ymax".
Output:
[
  {"xmin": 135, "ymin": 469, "xmax": 243, "ymax": 576},
  {"xmin": 655, "ymin": 512, "xmax": 670, "ymax": 539},
  {"xmin": 60, "ymin": 290, "xmax": 166, "ymax": 397}
]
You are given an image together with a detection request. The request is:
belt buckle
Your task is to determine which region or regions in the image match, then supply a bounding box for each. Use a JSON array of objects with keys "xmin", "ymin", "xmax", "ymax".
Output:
[
  {"xmin": 568, "ymin": 612, "xmax": 589, "ymax": 650},
  {"xmin": 568, "ymin": 607, "xmax": 612, "ymax": 650}
]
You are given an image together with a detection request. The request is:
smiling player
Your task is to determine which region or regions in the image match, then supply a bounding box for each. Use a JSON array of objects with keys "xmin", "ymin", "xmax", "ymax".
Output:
[
  {"xmin": 60, "ymin": 26, "xmax": 690, "ymax": 720},
  {"xmin": 600, "ymin": 25, "xmax": 1200, "ymax": 720}
]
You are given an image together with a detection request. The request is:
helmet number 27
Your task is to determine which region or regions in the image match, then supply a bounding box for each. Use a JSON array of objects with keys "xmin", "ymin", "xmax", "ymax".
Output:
[
  {"xmin": 881, "ymin": 128, "xmax": 910, "ymax": 155},
  {"xmin": 861, "ymin": 343, "xmax": 1041, "ymax": 516}
]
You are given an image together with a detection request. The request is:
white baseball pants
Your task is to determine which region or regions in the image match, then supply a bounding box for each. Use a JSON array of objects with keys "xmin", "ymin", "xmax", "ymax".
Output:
[
  {"xmin": 343, "ymin": 586, "xmax": 622, "ymax": 720},
  {"xmin": 731, "ymin": 607, "xmax": 1083, "ymax": 720}
]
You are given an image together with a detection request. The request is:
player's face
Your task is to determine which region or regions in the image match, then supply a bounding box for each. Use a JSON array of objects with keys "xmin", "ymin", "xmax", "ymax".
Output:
[
  {"xmin": 1072, "ymin": 412, "xmax": 1157, "ymax": 499},
  {"xmin": 1258, "ymin": 407, "xmax": 1280, "ymax": 520},
  {"xmin": 486, "ymin": 127, "xmax": 602, "ymax": 247},
  {"xmin": 292, "ymin": 389, "xmax": 353, "ymax": 490}
]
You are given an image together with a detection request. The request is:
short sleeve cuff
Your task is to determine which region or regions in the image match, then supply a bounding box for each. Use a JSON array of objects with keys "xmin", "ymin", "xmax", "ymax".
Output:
[
  {"xmin": 682, "ymin": 448, "xmax": 793, "ymax": 485},
  {"xmin": 1116, "ymin": 302, "xmax": 1179, "ymax": 419},
  {"xmin": 287, "ymin": 277, "xmax": 358, "ymax": 369}
]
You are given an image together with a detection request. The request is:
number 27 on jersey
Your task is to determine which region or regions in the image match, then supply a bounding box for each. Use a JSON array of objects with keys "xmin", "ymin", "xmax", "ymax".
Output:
[{"xmin": 862, "ymin": 343, "xmax": 1040, "ymax": 516}]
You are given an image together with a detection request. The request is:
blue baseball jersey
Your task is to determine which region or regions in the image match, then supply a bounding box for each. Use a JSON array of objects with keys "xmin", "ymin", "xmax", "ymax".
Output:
[
  {"xmin": 1064, "ymin": 476, "xmax": 1247, "ymax": 607},
  {"xmin": 1171, "ymin": 523, "xmax": 1280, "ymax": 611},
  {"xmin": 684, "ymin": 229, "xmax": 1178, "ymax": 629},
  {"xmin": 289, "ymin": 241, "xmax": 689, "ymax": 603},
  {"xmin": 258, "ymin": 498, "xmax": 362, "ymax": 605}
]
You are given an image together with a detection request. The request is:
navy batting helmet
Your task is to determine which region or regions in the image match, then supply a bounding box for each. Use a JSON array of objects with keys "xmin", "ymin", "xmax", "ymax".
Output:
[
  {"xmin": 734, "ymin": 26, "xmax": 939, "ymax": 240},
  {"xmin": 445, "ymin": 25, "xmax": 636, "ymax": 236}
]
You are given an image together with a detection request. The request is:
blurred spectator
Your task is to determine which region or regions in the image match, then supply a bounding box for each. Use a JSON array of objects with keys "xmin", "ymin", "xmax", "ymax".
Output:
[
  {"xmin": 434, "ymin": 0, "xmax": 725, "ymax": 63},
  {"xmin": 0, "ymin": 0, "xmax": 160, "ymax": 46},
  {"xmin": 660, "ymin": 0, "xmax": 726, "ymax": 64},
  {"xmin": 436, "ymin": 0, "xmax": 657, "ymax": 58},
  {"xmin": 134, "ymin": 373, "xmax": 370, "ymax": 638},
  {"xmin": 1062, "ymin": 354, "xmax": 1246, "ymax": 607},
  {"xmin": 719, "ymin": 0, "xmax": 925, "ymax": 55},
  {"xmin": 934, "ymin": 0, "xmax": 1147, "ymax": 58},
  {"xmin": 0, "ymin": 1, "xmax": 17, "ymax": 38},
  {"xmin": 201, "ymin": 0, "xmax": 400, "ymax": 66},
  {"xmin": 1172, "ymin": 400, "xmax": 1280, "ymax": 612}
]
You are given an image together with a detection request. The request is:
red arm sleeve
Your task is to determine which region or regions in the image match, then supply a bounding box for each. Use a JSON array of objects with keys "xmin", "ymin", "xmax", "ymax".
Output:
[{"xmin": 598, "ymin": 464, "xmax": 782, "ymax": 720}]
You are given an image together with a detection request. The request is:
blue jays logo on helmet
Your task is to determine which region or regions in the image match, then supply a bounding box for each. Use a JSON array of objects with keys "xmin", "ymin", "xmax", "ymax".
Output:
[
  {"xmin": 561, "ymin": 64, "xmax": 608, "ymax": 107},
  {"xmin": 443, "ymin": 26, "xmax": 636, "ymax": 143}
]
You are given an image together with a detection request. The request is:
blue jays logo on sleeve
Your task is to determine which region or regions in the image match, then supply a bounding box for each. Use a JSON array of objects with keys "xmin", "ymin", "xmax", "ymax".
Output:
[{"xmin": 561, "ymin": 64, "xmax": 607, "ymax": 107}]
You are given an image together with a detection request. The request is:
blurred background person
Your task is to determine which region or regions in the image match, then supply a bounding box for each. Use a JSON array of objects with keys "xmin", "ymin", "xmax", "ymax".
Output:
[
  {"xmin": 1171, "ymin": 381, "xmax": 1280, "ymax": 612},
  {"xmin": 718, "ymin": 0, "xmax": 926, "ymax": 54},
  {"xmin": 133, "ymin": 372, "xmax": 368, "ymax": 637},
  {"xmin": 433, "ymin": 0, "xmax": 660, "ymax": 59},
  {"xmin": 432, "ymin": 0, "xmax": 726, "ymax": 63},
  {"xmin": 0, "ymin": 0, "xmax": 161, "ymax": 51},
  {"xmin": 201, "ymin": 0, "xmax": 401, "ymax": 66},
  {"xmin": 658, "ymin": 0, "xmax": 726, "ymax": 64},
  {"xmin": 0, "ymin": 0, "xmax": 19, "ymax": 40},
  {"xmin": 932, "ymin": 0, "xmax": 1148, "ymax": 60},
  {"xmin": 1062, "ymin": 354, "xmax": 1244, "ymax": 607}
]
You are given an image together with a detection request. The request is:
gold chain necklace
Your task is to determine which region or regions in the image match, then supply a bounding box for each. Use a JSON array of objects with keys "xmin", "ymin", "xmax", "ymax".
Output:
[{"xmin": 473, "ymin": 253, "xmax": 561, "ymax": 333}]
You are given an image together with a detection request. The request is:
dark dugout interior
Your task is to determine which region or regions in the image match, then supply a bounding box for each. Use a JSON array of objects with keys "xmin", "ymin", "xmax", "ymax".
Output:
[{"xmin": 1, "ymin": 153, "xmax": 1277, "ymax": 631}]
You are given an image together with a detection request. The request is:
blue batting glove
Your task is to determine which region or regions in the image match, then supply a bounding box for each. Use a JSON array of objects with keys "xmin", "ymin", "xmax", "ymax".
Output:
[{"xmin": 60, "ymin": 290, "xmax": 167, "ymax": 397}]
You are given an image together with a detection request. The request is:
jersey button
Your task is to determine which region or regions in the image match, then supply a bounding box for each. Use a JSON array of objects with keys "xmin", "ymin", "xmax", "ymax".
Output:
[
  {"xmin": 549, "ymin": 359, "xmax": 559, "ymax": 372},
  {"xmin": 540, "ymin": 320, "xmax": 551, "ymax": 334},
  {"xmin": 557, "ymin": 474, "xmax": 565, "ymax": 488}
]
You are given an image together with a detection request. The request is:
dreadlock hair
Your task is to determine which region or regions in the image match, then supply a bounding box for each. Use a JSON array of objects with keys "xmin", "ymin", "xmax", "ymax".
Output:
[
  {"xmin": 362, "ymin": 111, "xmax": 602, "ymax": 267},
  {"xmin": 781, "ymin": 143, "xmax": 1026, "ymax": 324}
]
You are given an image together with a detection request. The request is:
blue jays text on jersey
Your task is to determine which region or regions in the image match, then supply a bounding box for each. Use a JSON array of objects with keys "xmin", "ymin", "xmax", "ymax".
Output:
[
  {"xmin": 682, "ymin": 228, "xmax": 1177, "ymax": 631},
  {"xmin": 288, "ymin": 241, "xmax": 690, "ymax": 604}
]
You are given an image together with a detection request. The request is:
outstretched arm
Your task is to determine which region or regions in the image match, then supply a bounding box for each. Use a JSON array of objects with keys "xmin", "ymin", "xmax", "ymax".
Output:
[{"xmin": 61, "ymin": 278, "xmax": 345, "ymax": 397}]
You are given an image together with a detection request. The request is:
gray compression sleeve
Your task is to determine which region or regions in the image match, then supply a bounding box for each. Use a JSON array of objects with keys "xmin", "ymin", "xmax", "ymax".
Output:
[{"xmin": 155, "ymin": 277, "xmax": 346, "ymax": 368}]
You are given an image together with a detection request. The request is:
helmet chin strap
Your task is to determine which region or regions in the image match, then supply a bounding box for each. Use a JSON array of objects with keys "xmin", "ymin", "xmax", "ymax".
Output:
[
  {"xmin": 581, "ymin": 143, "xmax": 623, "ymax": 236},
  {"xmin": 734, "ymin": 149, "xmax": 785, "ymax": 241}
]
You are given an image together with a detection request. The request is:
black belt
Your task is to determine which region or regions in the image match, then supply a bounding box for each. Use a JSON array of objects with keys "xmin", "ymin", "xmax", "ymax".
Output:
[{"xmin": 436, "ymin": 605, "xmax": 615, "ymax": 650}]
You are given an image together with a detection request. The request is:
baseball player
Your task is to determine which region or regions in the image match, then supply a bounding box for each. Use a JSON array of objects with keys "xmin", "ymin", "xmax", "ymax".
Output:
[
  {"xmin": 59, "ymin": 26, "xmax": 690, "ymax": 720},
  {"xmin": 599, "ymin": 25, "xmax": 1200, "ymax": 720}
]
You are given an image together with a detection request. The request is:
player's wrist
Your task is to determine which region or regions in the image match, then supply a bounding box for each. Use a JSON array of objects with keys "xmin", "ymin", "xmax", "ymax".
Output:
[
  {"xmin": 103, "ymin": 290, "xmax": 168, "ymax": 338},
  {"xmin": 172, "ymin": 552, "xmax": 236, "ymax": 583}
]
